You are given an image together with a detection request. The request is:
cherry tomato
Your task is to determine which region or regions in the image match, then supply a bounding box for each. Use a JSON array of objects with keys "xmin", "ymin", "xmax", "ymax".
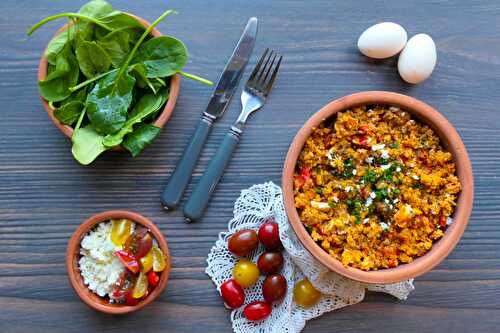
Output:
[
  {"xmin": 243, "ymin": 301, "xmax": 272, "ymax": 321},
  {"xmin": 111, "ymin": 219, "xmax": 133, "ymax": 246},
  {"xmin": 132, "ymin": 271, "xmax": 148, "ymax": 299},
  {"xmin": 152, "ymin": 245, "xmax": 166, "ymax": 272},
  {"xmin": 232, "ymin": 259, "xmax": 260, "ymax": 288},
  {"xmin": 228, "ymin": 229, "xmax": 259, "ymax": 256},
  {"xmin": 147, "ymin": 271, "xmax": 159, "ymax": 287},
  {"xmin": 257, "ymin": 251, "xmax": 284, "ymax": 274},
  {"xmin": 124, "ymin": 291, "xmax": 140, "ymax": 306},
  {"xmin": 258, "ymin": 220, "xmax": 282, "ymax": 250},
  {"xmin": 140, "ymin": 249, "xmax": 153, "ymax": 273},
  {"xmin": 124, "ymin": 229, "xmax": 153, "ymax": 259},
  {"xmin": 112, "ymin": 270, "xmax": 135, "ymax": 301},
  {"xmin": 293, "ymin": 279, "xmax": 321, "ymax": 308},
  {"xmin": 262, "ymin": 274, "xmax": 287, "ymax": 303},
  {"xmin": 220, "ymin": 279, "xmax": 245, "ymax": 309},
  {"xmin": 115, "ymin": 250, "xmax": 140, "ymax": 274}
]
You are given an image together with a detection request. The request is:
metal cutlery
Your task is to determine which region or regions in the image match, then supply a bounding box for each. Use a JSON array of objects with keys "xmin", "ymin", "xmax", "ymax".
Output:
[
  {"xmin": 183, "ymin": 49, "xmax": 283, "ymax": 222},
  {"xmin": 160, "ymin": 18, "xmax": 258, "ymax": 210}
]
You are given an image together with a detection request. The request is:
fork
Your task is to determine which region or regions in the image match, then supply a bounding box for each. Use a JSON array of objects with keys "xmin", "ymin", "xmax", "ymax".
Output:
[{"xmin": 183, "ymin": 49, "xmax": 283, "ymax": 222}]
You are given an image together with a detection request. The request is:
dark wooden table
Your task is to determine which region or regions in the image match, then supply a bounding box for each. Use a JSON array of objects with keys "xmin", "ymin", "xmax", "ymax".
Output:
[{"xmin": 1, "ymin": 0, "xmax": 499, "ymax": 332}]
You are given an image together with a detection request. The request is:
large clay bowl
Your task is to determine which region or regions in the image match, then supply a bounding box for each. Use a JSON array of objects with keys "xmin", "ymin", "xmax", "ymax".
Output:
[
  {"xmin": 37, "ymin": 14, "xmax": 180, "ymax": 151},
  {"xmin": 282, "ymin": 91, "xmax": 474, "ymax": 284},
  {"xmin": 66, "ymin": 210, "xmax": 171, "ymax": 314}
]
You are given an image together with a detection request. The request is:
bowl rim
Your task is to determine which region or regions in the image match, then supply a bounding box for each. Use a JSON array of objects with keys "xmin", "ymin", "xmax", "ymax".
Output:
[
  {"xmin": 282, "ymin": 91, "xmax": 474, "ymax": 284},
  {"xmin": 37, "ymin": 13, "xmax": 180, "ymax": 151},
  {"xmin": 66, "ymin": 210, "xmax": 171, "ymax": 314}
]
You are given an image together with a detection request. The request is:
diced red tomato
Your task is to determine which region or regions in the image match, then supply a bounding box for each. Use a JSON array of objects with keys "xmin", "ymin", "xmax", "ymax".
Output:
[
  {"xmin": 438, "ymin": 215, "xmax": 446, "ymax": 228},
  {"xmin": 359, "ymin": 135, "xmax": 368, "ymax": 146},
  {"xmin": 115, "ymin": 250, "xmax": 140, "ymax": 274},
  {"xmin": 359, "ymin": 124, "xmax": 372, "ymax": 135},
  {"xmin": 147, "ymin": 271, "xmax": 159, "ymax": 287},
  {"xmin": 294, "ymin": 167, "xmax": 311, "ymax": 189}
]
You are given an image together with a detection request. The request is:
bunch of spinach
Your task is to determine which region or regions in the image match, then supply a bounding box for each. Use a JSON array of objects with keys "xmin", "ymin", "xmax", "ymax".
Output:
[{"xmin": 28, "ymin": 0, "xmax": 212, "ymax": 165}]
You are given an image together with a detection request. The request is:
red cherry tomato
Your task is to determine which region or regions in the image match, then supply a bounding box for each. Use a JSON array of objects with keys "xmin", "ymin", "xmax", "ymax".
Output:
[
  {"xmin": 243, "ymin": 301, "xmax": 272, "ymax": 321},
  {"xmin": 112, "ymin": 270, "xmax": 135, "ymax": 301},
  {"xmin": 115, "ymin": 250, "xmax": 140, "ymax": 274},
  {"xmin": 220, "ymin": 279, "xmax": 245, "ymax": 309},
  {"xmin": 147, "ymin": 271, "xmax": 159, "ymax": 288},
  {"xmin": 228, "ymin": 229, "xmax": 259, "ymax": 256},
  {"xmin": 124, "ymin": 291, "xmax": 140, "ymax": 306},
  {"xmin": 258, "ymin": 220, "xmax": 282, "ymax": 250},
  {"xmin": 262, "ymin": 274, "xmax": 287, "ymax": 303},
  {"xmin": 257, "ymin": 251, "xmax": 284, "ymax": 274},
  {"xmin": 124, "ymin": 229, "xmax": 153, "ymax": 259}
]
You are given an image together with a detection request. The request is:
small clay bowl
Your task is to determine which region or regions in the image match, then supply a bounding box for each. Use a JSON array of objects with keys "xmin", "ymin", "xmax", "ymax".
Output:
[
  {"xmin": 38, "ymin": 14, "xmax": 180, "ymax": 152},
  {"xmin": 282, "ymin": 91, "xmax": 474, "ymax": 284},
  {"xmin": 66, "ymin": 210, "xmax": 171, "ymax": 314}
]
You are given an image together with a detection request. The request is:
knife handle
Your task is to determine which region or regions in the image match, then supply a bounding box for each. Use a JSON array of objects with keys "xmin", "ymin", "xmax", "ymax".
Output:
[
  {"xmin": 183, "ymin": 129, "xmax": 240, "ymax": 222},
  {"xmin": 161, "ymin": 114, "xmax": 214, "ymax": 210}
]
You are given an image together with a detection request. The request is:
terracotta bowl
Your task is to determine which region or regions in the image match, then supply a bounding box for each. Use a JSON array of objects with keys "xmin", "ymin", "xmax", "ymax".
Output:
[
  {"xmin": 37, "ymin": 14, "xmax": 180, "ymax": 151},
  {"xmin": 66, "ymin": 210, "xmax": 171, "ymax": 314},
  {"xmin": 282, "ymin": 91, "xmax": 474, "ymax": 284}
]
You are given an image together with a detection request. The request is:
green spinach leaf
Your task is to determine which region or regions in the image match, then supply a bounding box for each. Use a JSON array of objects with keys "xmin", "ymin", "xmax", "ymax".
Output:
[
  {"xmin": 71, "ymin": 125, "xmax": 108, "ymax": 165},
  {"xmin": 133, "ymin": 36, "xmax": 187, "ymax": 78},
  {"xmin": 45, "ymin": 25, "xmax": 76, "ymax": 65},
  {"xmin": 97, "ymin": 30, "xmax": 130, "ymax": 67},
  {"xmin": 86, "ymin": 70, "xmax": 136, "ymax": 134},
  {"xmin": 122, "ymin": 124, "xmax": 161, "ymax": 157},
  {"xmin": 102, "ymin": 91, "xmax": 167, "ymax": 147},
  {"xmin": 39, "ymin": 45, "xmax": 79, "ymax": 102},
  {"xmin": 76, "ymin": 41, "xmax": 111, "ymax": 78},
  {"xmin": 76, "ymin": 0, "xmax": 114, "ymax": 40},
  {"xmin": 128, "ymin": 62, "xmax": 156, "ymax": 92},
  {"xmin": 54, "ymin": 101, "xmax": 85, "ymax": 125}
]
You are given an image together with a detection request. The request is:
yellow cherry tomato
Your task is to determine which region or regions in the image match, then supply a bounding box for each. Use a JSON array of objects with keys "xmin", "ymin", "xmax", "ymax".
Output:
[
  {"xmin": 132, "ymin": 272, "xmax": 148, "ymax": 299},
  {"xmin": 152, "ymin": 245, "xmax": 166, "ymax": 272},
  {"xmin": 140, "ymin": 249, "xmax": 153, "ymax": 273},
  {"xmin": 111, "ymin": 219, "xmax": 133, "ymax": 246},
  {"xmin": 232, "ymin": 259, "xmax": 260, "ymax": 288},
  {"xmin": 293, "ymin": 279, "xmax": 321, "ymax": 308}
]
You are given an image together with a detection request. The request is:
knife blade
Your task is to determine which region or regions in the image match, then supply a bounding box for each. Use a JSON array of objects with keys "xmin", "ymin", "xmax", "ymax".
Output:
[
  {"xmin": 161, "ymin": 17, "xmax": 258, "ymax": 210},
  {"xmin": 204, "ymin": 17, "xmax": 258, "ymax": 119}
]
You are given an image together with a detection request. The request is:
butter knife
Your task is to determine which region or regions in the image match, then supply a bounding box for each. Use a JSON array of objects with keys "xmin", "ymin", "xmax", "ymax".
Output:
[{"xmin": 161, "ymin": 17, "xmax": 258, "ymax": 210}]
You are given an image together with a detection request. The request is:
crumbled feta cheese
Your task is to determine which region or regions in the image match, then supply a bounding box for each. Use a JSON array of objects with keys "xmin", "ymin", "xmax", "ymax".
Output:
[
  {"xmin": 370, "ymin": 192, "xmax": 376, "ymax": 199},
  {"xmin": 384, "ymin": 199, "xmax": 390, "ymax": 204},
  {"xmin": 79, "ymin": 222, "xmax": 133, "ymax": 299},
  {"xmin": 396, "ymin": 167, "xmax": 402, "ymax": 172},
  {"xmin": 393, "ymin": 198, "xmax": 399, "ymax": 203},
  {"xmin": 368, "ymin": 109, "xmax": 374, "ymax": 113},
  {"xmin": 363, "ymin": 218, "xmax": 369, "ymax": 224},
  {"xmin": 366, "ymin": 157, "xmax": 374, "ymax": 164},
  {"xmin": 345, "ymin": 186, "xmax": 352, "ymax": 192},
  {"xmin": 365, "ymin": 197, "xmax": 373, "ymax": 207},
  {"xmin": 379, "ymin": 222, "xmax": 390, "ymax": 231},
  {"xmin": 380, "ymin": 150, "xmax": 390, "ymax": 159},
  {"xmin": 352, "ymin": 169, "xmax": 357, "ymax": 175},
  {"xmin": 380, "ymin": 164, "xmax": 392, "ymax": 170},
  {"xmin": 446, "ymin": 217, "xmax": 453, "ymax": 225},
  {"xmin": 412, "ymin": 174, "xmax": 420, "ymax": 180},
  {"xmin": 333, "ymin": 196, "xmax": 339, "ymax": 203},
  {"xmin": 401, "ymin": 112, "xmax": 406, "ymax": 116},
  {"xmin": 389, "ymin": 106, "xmax": 400, "ymax": 112},
  {"xmin": 371, "ymin": 144, "xmax": 385, "ymax": 151},
  {"xmin": 311, "ymin": 201, "xmax": 331, "ymax": 210}
]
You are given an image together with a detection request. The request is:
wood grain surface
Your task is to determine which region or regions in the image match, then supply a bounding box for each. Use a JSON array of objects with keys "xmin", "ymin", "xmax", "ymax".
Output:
[{"xmin": 1, "ymin": 0, "xmax": 499, "ymax": 332}]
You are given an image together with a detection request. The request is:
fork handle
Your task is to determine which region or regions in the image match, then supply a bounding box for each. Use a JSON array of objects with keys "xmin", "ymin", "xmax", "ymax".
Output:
[
  {"xmin": 183, "ymin": 129, "xmax": 241, "ymax": 222},
  {"xmin": 161, "ymin": 114, "xmax": 214, "ymax": 210}
]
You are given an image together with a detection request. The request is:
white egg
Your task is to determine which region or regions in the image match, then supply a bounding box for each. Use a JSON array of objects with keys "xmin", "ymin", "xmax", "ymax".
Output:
[
  {"xmin": 357, "ymin": 22, "xmax": 408, "ymax": 59},
  {"xmin": 398, "ymin": 33, "xmax": 437, "ymax": 84}
]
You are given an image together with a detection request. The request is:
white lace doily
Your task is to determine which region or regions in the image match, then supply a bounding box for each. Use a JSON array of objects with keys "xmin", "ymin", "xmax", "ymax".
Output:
[{"xmin": 206, "ymin": 182, "xmax": 414, "ymax": 333}]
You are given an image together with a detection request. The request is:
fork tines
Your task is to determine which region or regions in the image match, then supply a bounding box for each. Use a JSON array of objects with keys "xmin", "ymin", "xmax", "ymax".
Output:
[{"xmin": 247, "ymin": 48, "xmax": 282, "ymax": 96}]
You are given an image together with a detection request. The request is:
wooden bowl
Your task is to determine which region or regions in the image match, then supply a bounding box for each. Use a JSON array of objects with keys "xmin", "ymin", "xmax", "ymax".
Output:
[
  {"xmin": 282, "ymin": 91, "xmax": 474, "ymax": 284},
  {"xmin": 66, "ymin": 210, "xmax": 171, "ymax": 314},
  {"xmin": 37, "ymin": 14, "xmax": 180, "ymax": 151}
]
